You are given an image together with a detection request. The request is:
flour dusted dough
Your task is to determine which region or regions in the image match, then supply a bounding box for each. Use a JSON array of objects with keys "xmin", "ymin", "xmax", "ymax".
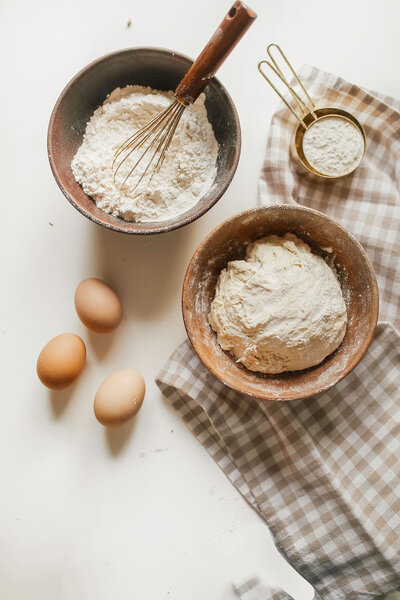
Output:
[
  {"xmin": 209, "ymin": 234, "xmax": 347, "ymax": 374},
  {"xmin": 71, "ymin": 86, "xmax": 218, "ymax": 223}
]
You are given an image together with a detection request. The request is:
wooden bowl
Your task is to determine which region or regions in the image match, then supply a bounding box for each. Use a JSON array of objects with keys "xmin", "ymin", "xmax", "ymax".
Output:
[
  {"xmin": 47, "ymin": 47, "xmax": 241, "ymax": 235},
  {"xmin": 182, "ymin": 205, "xmax": 379, "ymax": 401}
]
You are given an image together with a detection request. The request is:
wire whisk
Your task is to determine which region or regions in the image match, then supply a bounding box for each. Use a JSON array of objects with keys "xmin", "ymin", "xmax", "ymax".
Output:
[
  {"xmin": 112, "ymin": 1, "xmax": 256, "ymax": 190},
  {"xmin": 112, "ymin": 99, "xmax": 185, "ymax": 191}
]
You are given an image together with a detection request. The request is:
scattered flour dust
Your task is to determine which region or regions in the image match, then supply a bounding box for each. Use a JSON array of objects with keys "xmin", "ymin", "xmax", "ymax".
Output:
[
  {"xmin": 302, "ymin": 116, "xmax": 364, "ymax": 177},
  {"xmin": 71, "ymin": 86, "xmax": 218, "ymax": 223}
]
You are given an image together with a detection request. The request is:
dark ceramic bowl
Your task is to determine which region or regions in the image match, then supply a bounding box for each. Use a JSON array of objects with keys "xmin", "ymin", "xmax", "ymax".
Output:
[
  {"xmin": 182, "ymin": 205, "xmax": 379, "ymax": 401},
  {"xmin": 48, "ymin": 47, "xmax": 241, "ymax": 234}
]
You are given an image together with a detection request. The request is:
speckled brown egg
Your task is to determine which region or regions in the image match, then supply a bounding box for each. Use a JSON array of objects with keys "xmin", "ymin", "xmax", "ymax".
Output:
[
  {"xmin": 37, "ymin": 333, "xmax": 86, "ymax": 390},
  {"xmin": 94, "ymin": 369, "xmax": 145, "ymax": 427},
  {"xmin": 75, "ymin": 278, "xmax": 122, "ymax": 333}
]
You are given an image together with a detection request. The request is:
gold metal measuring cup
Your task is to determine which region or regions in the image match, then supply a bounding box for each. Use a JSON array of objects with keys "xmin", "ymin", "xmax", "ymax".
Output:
[{"xmin": 258, "ymin": 44, "xmax": 366, "ymax": 180}]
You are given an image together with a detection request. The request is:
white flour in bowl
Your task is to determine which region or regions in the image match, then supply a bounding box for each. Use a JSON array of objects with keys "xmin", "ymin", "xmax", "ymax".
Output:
[
  {"xmin": 302, "ymin": 116, "xmax": 364, "ymax": 177},
  {"xmin": 71, "ymin": 86, "xmax": 218, "ymax": 223}
]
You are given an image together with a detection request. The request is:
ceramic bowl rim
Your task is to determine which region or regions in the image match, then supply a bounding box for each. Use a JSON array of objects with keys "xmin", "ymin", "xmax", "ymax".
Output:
[{"xmin": 182, "ymin": 204, "xmax": 379, "ymax": 401}]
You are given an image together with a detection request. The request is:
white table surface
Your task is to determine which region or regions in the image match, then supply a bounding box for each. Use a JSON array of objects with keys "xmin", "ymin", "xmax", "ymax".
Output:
[{"xmin": 1, "ymin": 0, "xmax": 399, "ymax": 598}]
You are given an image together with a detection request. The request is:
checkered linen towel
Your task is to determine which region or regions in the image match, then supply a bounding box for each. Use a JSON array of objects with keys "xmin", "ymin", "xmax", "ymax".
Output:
[{"xmin": 156, "ymin": 67, "xmax": 400, "ymax": 600}]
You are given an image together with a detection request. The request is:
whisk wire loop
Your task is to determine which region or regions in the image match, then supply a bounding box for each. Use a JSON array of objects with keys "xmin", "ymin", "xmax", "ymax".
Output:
[
  {"xmin": 125, "ymin": 101, "xmax": 184, "ymax": 191},
  {"xmin": 154, "ymin": 103, "xmax": 185, "ymax": 172},
  {"xmin": 113, "ymin": 100, "xmax": 185, "ymax": 190},
  {"xmin": 113, "ymin": 100, "xmax": 176, "ymax": 167}
]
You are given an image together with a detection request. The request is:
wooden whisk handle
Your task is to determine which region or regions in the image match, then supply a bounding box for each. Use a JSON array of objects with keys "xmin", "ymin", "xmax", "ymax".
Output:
[{"xmin": 175, "ymin": 1, "xmax": 257, "ymax": 105}]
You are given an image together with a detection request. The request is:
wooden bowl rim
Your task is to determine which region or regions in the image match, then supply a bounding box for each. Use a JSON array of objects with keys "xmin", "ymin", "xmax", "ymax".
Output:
[
  {"xmin": 182, "ymin": 204, "xmax": 379, "ymax": 401},
  {"xmin": 47, "ymin": 46, "xmax": 241, "ymax": 235}
]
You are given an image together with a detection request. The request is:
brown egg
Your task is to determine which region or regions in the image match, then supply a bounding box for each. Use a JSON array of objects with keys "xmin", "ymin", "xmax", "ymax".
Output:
[
  {"xmin": 75, "ymin": 278, "xmax": 122, "ymax": 333},
  {"xmin": 94, "ymin": 369, "xmax": 145, "ymax": 428},
  {"xmin": 37, "ymin": 333, "xmax": 86, "ymax": 390}
]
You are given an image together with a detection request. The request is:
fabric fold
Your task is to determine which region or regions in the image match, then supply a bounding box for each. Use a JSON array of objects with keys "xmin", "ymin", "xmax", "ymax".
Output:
[{"xmin": 232, "ymin": 577, "xmax": 295, "ymax": 600}]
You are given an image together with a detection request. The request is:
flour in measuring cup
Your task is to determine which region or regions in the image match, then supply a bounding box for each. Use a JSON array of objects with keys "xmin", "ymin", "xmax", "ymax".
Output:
[{"xmin": 302, "ymin": 116, "xmax": 364, "ymax": 177}]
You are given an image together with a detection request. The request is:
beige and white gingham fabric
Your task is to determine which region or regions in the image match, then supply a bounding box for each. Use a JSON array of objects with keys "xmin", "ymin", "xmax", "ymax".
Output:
[{"xmin": 156, "ymin": 67, "xmax": 400, "ymax": 600}]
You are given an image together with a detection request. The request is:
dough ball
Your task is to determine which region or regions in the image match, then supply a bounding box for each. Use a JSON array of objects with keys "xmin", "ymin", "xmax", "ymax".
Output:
[{"xmin": 209, "ymin": 234, "xmax": 347, "ymax": 374}]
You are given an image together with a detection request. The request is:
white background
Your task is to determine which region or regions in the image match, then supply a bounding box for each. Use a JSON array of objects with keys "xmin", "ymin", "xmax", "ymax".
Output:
[{"xmin": 1, "ymin": 1, "xmax": 399, "ymax": 598}]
